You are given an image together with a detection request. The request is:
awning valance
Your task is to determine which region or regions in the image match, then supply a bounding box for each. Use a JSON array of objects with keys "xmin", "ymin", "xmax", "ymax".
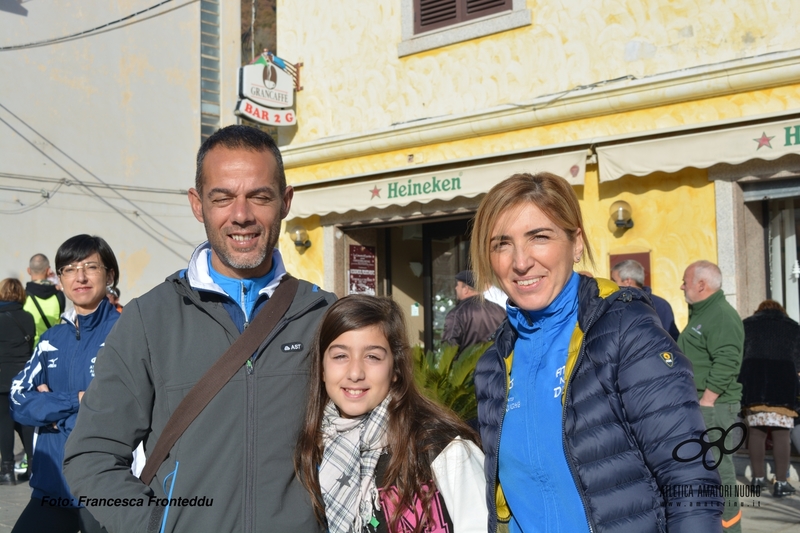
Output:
[
  {"xmin": 289, "ymin": 150, "xmax": 587, "ymax": 220},
  {"xmin": 597, "ymin": 117, "xmax": 800, "ymax": 182}
]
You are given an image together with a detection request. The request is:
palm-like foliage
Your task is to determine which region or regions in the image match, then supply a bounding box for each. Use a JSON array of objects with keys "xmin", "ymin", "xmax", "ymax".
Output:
[{"xmin": 411, "ymin": 342, "xmax": 492, "ymax": 421}]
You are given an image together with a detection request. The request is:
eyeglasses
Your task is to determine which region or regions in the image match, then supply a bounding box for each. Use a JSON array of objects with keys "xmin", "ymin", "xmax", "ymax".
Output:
[{"xmin": 58, "ymin": 262, "xmax": 107, "ymax": 279}]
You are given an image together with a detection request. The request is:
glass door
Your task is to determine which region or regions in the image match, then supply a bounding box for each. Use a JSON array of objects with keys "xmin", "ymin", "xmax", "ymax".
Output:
[
  {"xmin": 768, "ymin": 198, "xmax": 800, "ymax": 321},
  {"xmin": 423, "ymin": 218, "xmax": 472, "ymax": 350}
]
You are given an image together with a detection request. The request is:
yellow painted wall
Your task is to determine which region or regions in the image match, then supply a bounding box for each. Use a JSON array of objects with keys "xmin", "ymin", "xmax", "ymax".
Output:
[
  {"xmin": 578, "ymin": 166, "xmax": 716, "ymax": 331},
  {"xmin": 280, "ymin": 215, "xmax": 326, "ymax": 288},
  {"xmin": 279, "ymin": 0, "xmax": 799, "ymax": 142},
  {"xmin": 277, "ymin": 0, "xmax": 791, "ymax": 331},
  {"xmin": 285, "ymin": 85, "xmax": 800, "ymax": 185}
]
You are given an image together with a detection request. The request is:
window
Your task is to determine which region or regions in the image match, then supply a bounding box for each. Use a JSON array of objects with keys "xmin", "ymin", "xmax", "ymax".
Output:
[
  {"xmin": 200, "ymin": 0, "xmax": 220, "ymax": 141},
  {"xmin": 399, "ymin": 0, "xmax": 530, "ymax": 57},
  {"xmin": 415, "ymin": 0, "xmax": 511, "ymax": 34}
]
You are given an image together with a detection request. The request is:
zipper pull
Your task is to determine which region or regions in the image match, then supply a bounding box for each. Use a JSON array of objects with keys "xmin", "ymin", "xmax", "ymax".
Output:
[
  {"xmin": 246, "ymin": 359, "xmax": 254, "ymax": 375},
  {"xmin": 75, "ymin": 317, "xmax": 81, "ymax": 340}
]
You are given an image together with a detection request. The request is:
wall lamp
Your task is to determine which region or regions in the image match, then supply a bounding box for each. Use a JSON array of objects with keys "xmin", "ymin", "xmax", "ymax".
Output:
[
  {"xmin": 608, "ymin": 200, "xmax": 634, "ymax": 232},
  {"xmin": 290, "ymin": 227, "xmax": 311, "ymax": 250}
]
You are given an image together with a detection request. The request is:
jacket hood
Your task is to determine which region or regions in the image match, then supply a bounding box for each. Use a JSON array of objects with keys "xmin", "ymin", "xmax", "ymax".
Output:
[
  {"xmin": 0, "ymin": 301, "xmax": 24, "ymax": 312},
  {"xmin": 26, "ymin": 280, "xmax": 60, "ymax": 299},
  {"xmin": 182, "ymin": 241, "xmax": 287, "ymax": 298}
]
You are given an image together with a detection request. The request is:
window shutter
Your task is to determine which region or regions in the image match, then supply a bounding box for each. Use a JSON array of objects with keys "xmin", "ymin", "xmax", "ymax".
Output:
[
  {"xmin": 465, "ymin": 0, "xmax": 511, "ymax": 20},
  {"xmin": 414, "ymin": 0, "xmax": 512, "ymax": 34},
  {"xmin": 415, "ymin": 0, "xmax": 458, "ymax": 33}
]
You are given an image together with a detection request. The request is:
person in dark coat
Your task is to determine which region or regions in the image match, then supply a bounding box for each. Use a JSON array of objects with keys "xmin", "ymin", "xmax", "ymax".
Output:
[
  {"xmin": 441, "ymin": 270, "xmax": 506, "ymax": 356},
  {"xmin": 470, "ymin": 172, "xmax": 722, "ymax": 533},
  {"xmin": 739, "ymin": 299, "xmax": 800, "ymax": 497},
  {"xmin": 0, "ymin": 278, "xmax": 35, "ymax": 485},
  {"xmin": 611, "ymin": 259, "xmax": 680, "ymax": 340}
]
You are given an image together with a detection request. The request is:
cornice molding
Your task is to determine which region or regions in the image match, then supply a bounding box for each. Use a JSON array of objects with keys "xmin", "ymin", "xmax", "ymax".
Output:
[{"xmin": 282, "ymin": 49, "xmax": 800, "ymax": 169}]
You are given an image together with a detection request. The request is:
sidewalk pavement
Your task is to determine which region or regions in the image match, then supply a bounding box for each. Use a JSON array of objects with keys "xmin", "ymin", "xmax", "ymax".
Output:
[
  {"xmin": 1, "ymin": 452, "xmax": 799, "ymax": 532},
  {"xmin": 0, "ymin": 477, "xmax": 29, "ymax": 533},
  {"xmin": 736, "ymin": 452, "xmax": 800, "ymax": 532}
]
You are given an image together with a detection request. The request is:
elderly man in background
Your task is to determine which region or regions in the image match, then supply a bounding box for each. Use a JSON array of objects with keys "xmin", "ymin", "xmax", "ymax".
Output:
[
  {"xmin": 610, "ymin": 259, "xmax": 679, "ymax": 339},
  {"xmin": 678, "ymin": 260, "xmax": 744, "ymax": 533}
]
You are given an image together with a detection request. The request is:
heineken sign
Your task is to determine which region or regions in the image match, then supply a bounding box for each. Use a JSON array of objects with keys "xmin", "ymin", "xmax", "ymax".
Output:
[
  {"xmin": 289, "ymin": 151, "xmax": 588, "ymax": 219},
  {"xmin": 382, "ymin": 176, "xmax": 462, "ymax": 199}
]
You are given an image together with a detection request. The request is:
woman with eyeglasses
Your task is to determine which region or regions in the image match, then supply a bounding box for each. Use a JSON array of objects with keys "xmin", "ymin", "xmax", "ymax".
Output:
[{"xmin": 10, "ymin": 234, "xmax": 120, "ymax": 533}]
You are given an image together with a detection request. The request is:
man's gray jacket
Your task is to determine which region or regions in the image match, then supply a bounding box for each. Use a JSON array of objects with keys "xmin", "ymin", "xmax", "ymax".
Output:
[{"xmin": 64, "ymin": 245, "xmax": 336, "ymax": 532}]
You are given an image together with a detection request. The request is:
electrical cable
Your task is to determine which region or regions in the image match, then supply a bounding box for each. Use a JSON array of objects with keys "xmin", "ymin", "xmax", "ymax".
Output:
[
  {"xmin": 0, "ymin": 0, "xmax": 176, "ymax": 51},
  {"xmin": 0, "ymin": 102, "xmax": 196, "ymax": 249},
  {"xmin": 0, "ymin": 172, "xmax": 187, "ymax": 195},
  {"xmin": 0, "ymin": 113, "xmax": 187, "ymax": 260},
  {"xmin": 0, "ymin": 181, "xmax": 65, "ymax": 214}
]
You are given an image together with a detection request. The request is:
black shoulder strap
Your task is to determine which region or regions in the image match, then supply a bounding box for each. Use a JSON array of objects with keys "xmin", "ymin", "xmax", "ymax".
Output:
[
  {"xmin": 29, "ymin": 295, "xmax": 53, "ymax": 329},
  {"xmin": 139, "ymin": 275, "xmax": 300, "ymax": 485},
  {"xmin": 3, "ymin": 311, "xmax": 33, "ymax": 351},
  {"xmin": 56, "ymin": 290, "xmax": 66, "ymax": 314}
]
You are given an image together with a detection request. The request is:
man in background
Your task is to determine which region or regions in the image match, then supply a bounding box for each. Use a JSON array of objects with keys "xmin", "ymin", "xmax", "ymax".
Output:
[
  {"xmin": 23, "ymin": 253, "xmax": 65, "ymax": 345},
  {"xmin": 442, "ymin": 270, "xmax": 506, "ymax": 357},
  {"xmin": 678, "ymin": 260, "xmax": 744, "ymax": 533},
  {"xmin": 611, "ymin": 259, "xmax": 679, "ymax": 339}
]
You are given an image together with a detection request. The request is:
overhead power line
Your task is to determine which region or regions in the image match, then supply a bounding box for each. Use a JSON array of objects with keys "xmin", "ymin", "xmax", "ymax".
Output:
[
  {"xmin": 0, "ymin": 0, "xmax": 176, "ymax": 51},
  {"xmin": 0, "ymin": 172, "xmax": 188, "ymax": 195},
  {"xmin": 0, "ymin": 111, "xmax": 191, "ymax": 258}
]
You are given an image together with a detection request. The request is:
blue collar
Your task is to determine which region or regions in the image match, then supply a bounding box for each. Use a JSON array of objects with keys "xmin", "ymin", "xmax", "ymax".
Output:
[
  {"xmin": 206, "ymin": 254, "xmax": 277, "ymax": 321},
  {"xmin": 507, "ymin": 271, "xmax": 580, "ymax": 334}
]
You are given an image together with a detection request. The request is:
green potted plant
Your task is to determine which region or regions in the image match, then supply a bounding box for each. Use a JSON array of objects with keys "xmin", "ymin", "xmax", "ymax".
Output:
[{"xmin": 412, "ymin": 341, "xmax": 492, "ymax": 422}]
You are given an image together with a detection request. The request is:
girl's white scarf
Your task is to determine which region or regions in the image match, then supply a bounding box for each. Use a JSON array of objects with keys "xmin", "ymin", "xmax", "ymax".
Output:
[{"xmin": 319, "ymin": 395, "xmax": 390, "ymax": 533}]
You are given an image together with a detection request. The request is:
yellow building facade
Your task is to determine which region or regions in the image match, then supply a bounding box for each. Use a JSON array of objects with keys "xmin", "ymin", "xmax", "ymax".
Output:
[{"xmin": 273, "ymin": 0, "xmax": 800, "ymax": 347}]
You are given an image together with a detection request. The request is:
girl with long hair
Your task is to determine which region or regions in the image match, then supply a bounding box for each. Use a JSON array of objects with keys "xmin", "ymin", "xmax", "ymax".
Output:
[{"xmin": 295, "ymin": 294, "xmax": 487, "ymax": 533}]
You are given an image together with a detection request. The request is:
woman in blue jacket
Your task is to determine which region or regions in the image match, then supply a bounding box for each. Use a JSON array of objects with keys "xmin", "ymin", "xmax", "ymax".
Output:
[
  {"xmin": 10, "ymin": 235, "xmax": 120, "ymax": 533},
  {"xmin": 470, "ymin": 173, "xmax": 724, "ymax": 533}
]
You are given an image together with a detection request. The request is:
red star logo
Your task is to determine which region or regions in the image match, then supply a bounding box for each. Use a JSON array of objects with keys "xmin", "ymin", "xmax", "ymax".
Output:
[
  {"xmin": 369, "ymin": 186, "xmax": 381, "ymax": 199},
  {"xmin": 754, "ymin": 132, "xmax": 774, "ymax": 150}
]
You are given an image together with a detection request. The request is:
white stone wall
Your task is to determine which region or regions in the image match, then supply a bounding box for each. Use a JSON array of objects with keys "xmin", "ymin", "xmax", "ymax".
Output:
[{"xmin": 0, "ymin": 0, "xmax": 240, "ymax": 302}]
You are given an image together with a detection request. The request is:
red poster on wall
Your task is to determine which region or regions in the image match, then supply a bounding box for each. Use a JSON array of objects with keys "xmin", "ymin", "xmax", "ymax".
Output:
[{"xmin": 349, "ymin": 245, "xmax": 376, "ymax": 295}]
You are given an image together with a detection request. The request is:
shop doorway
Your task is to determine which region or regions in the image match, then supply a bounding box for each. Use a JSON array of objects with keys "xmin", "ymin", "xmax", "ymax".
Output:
[{"xmin": 342, "ymin": 216, "xmax": 473, "ymax": 350}]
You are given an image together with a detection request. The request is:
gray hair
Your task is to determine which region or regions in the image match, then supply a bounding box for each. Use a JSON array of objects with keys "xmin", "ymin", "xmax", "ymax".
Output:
[
  {"xmin": 690, "ymin": 260, "xmax": 722, "ymax": 291},
  {"xmin": 611, "ymin": 259, "xmax": 645, "ymax": 288},
  {"xmin": 28, "ymin": 253, "xmax": 50, "ymax": 274}
]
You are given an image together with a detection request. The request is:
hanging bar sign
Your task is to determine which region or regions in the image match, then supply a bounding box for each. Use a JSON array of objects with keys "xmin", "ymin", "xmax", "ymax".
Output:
[
  {"xmin": 235, "ymin": 99, "xmax": 296, "ymax": 126},
  {"xmin": 238, "ymin": 62, "xmax": 294, "ymax": 108},
  {"xmin": 235, "ymin": 52, "xmax": 298, "ymax": 127}
]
